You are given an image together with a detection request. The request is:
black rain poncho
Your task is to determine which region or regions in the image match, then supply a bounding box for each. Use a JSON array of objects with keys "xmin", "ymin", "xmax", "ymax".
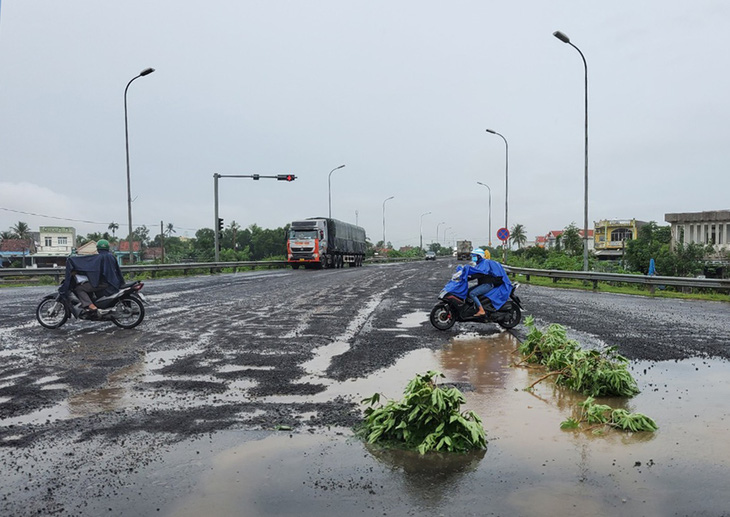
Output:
[{"xmin": 59, "ymin": 251, "xmax": 125, "ymax": 296}]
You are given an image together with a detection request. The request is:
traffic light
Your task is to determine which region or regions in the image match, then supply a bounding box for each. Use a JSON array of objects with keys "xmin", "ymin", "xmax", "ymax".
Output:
[
  {"xmin": 277, "ymin": 174, "xmax": 296, "ymax": 182},
  {"xmin": 252, "ymin": 174, "xmax": 260, "ymax": 180},
  {"xmin": 217, "ymin": 218, "xmax": 224, "ymax": 239}
]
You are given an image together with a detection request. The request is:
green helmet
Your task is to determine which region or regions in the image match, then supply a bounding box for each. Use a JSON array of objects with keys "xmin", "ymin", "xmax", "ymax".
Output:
[{"xmin": 96, "ymin": 239, "xmax": 110, "ymax": 250}]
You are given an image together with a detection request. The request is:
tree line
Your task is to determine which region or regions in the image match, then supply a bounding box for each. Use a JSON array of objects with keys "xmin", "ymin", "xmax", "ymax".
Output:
[
  {"xmin": 3, "ymin": 219, "xmax": 726, "ymax": 277},
  {"xmin": 507, "ymin": 221, "xmax": 727, "ymax": 278}
]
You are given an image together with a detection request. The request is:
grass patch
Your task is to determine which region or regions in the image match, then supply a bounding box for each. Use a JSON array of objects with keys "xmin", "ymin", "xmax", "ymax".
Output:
[{"xmin": 514, "ymin": 274, "xmax": 730, "ymax": 302}]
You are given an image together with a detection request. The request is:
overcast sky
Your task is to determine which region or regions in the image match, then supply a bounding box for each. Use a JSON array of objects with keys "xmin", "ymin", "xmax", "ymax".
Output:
[{"xmin": 1, "ymin": 1, "xmax": 728, "ymax": 249}]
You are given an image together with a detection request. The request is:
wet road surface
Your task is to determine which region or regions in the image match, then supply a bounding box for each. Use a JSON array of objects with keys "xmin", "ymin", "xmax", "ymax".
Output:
[{"xmin": 1, "ymin": 261, "xmax": 729, "ymax": 516}]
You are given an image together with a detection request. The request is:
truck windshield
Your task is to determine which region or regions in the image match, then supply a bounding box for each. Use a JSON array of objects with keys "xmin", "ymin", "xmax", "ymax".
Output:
[{"xmin": 289, "ymin": 230, "xmax": 317, "ymax": 239}]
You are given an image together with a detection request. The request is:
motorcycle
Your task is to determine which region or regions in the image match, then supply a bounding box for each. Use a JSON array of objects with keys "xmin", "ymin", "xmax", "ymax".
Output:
[
  {"xmin": 36, "ymin": 281, "xmax": 147, "ymax": 329},
  {"xmin": 429, "ymin": 266, "xmax": 523, "ymax": 331}
]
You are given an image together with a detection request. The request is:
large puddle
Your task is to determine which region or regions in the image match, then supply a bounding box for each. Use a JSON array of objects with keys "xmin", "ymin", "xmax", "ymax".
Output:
[
  {"xmin": 101, "ymin": 332, "xmax": 729, "ymax": 516},
  {"xmin": 4, "ymin": 328, "xmax": 730, "ymax": 515}
]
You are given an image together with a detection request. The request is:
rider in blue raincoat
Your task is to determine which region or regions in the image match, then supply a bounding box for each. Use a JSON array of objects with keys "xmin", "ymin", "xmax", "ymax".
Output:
[{"xmin": 442, "ymin": 248, "xmax": 512, "ymax": 315}]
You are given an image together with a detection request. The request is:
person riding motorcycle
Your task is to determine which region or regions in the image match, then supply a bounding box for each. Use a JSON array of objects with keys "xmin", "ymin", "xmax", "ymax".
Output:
[
  {"xmin": 59, "ymin": 239, "xmax": 125, "ymax": 314},
  {"xmin": 465, "ymin": 248, "xmax": 512, "ymax": 317}
]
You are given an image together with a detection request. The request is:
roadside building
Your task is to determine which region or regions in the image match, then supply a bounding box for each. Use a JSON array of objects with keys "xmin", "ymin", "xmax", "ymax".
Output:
[
  {"xmin": 665, "ymin": 210, "xmax": 730, "ymax": 257},
  {"xmin": 116, "ymin": 240, "xmax": 142, "ymax": 264},
  {"xmin": 0, "ymin": 238, "xmax": 36, "ymax": 268},
  {"xmin": 76, "ymin": 240, "xmax": 98, "ymax": 255},
  {"xmin": 32, "ymin": 226, "xmax": 77, "ymax": 267},
  {"xmin": 593, "ymin": 219, "xmax": 647, "ymax": 260},
  {"xmin": 543, "ymin": 229, "xmax": 594, "ymax": 251}
]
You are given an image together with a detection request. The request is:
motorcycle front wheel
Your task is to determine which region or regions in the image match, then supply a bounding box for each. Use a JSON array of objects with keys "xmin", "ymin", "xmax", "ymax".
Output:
[
  {"xmin": 430, "ymin": 302, "xmax": 455, "ymax": 331},
  {"xmin": 498, "ymin": 305, "xmax": 521, "ymax": 329},
  {"xmin": 36, "ymin": 298, "xmax": 69, "ymax": 329},
  {"xmin": 111, "ymin": 296, "xmax": 145, "ymax": 329}
]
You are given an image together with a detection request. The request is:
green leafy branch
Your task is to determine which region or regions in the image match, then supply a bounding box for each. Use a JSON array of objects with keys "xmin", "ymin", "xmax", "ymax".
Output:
[
  {"xmin": 518, "ymin": 316, "xmax": 640, "ymax": 398},
  {"xmin": 357, "ymin": 370, "xmax": 486, "ymax": 454},
  {"xmin": 561, "ymin": 397, "xmax": 658, "ymax": 433}
]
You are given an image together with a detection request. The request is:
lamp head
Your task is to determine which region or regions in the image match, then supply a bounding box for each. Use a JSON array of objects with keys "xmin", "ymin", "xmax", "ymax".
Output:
[
  {"xmin": 140, "ymin": 67, "xmax": 155, "ymax": 76},
  {"xmin": 486, "ymin": 129, "xmax": 496, "ymax": 134},
  {"xmin": 553, "ymin": 31, "xmax": 570, "ymax": 43}
]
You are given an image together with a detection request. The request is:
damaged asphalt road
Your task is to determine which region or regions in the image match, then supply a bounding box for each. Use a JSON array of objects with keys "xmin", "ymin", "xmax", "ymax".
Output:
[{"xmin": 1, "ymin": 261, "xmax": 729, "ymax": 516}]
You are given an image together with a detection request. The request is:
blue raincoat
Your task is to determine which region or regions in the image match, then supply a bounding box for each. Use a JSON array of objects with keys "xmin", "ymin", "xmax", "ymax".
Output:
[
  {"xmin": 648, "ymin": 258, "xmax": 656, "ymax": 276},
  {"xmin": 442, "ymin": 260, "xmax": 513, "ymax": 310}
]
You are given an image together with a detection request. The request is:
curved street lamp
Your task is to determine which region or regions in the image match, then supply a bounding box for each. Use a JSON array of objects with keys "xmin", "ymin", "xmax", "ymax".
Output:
[
  {"xmin": 553, "ymin": 30, "xmax": 589, "ymax": 272},
  {"xmin": 382, "ymin": 196, "xmax": 394, "ymax": 249},
  {"xmin": 436, "ymin": 221, "xmax": 446, "ymax": 246},
  {"xmin": 419, "ymin": 211, "xmax": 431, "ymax": 251},
  {"xmin": 327, "ymin": 164, "xmax": 346, "ymax": 219},
  {"xmin": 124, "ymin": 67, "xmax": 155, "ymax": 264},
  {"xmin": 476, "ymin": 182, "xmax": 492, "ymax": 247},
  {"xmin": 486, "ymin": 128, "xmax": 508, "ymax": 262}
]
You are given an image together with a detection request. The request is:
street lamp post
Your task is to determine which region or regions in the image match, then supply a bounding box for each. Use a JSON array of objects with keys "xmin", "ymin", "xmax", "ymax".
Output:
[
  {"xmin": 444, "ymin": 226, "xmax": 452, "ymax": 247},
  {"xmin": 553, "ymin": 30, "xmax": 589, "ymax": 272},
  {"xmin": 436, "ymin": 222, "xmax": 445, "ymax": 246},
  {"xmin": 124, "ymin": 67, "xmax": 155, "ymax": 264},
  {"xmin": 476, "ymin": 182, "xmax": 492, "ymax": 247},
  {"xmin": 485, "ymin": 129, "xmax": 508, "ymax": 262},
  {"xmin": 327, "ymin": 164, "xmax": 346, "ymax": 219},
  {"xmin": 382, "ymin": 196, "xmax": 394, "ymax": 250},
  {"xmin": 419, "ymin": 211, "xmax": 431, "ymax": 251}
]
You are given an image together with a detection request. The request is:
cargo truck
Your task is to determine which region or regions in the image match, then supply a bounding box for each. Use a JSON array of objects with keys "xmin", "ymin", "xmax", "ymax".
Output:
[
  {"xmin": 456, "ymin": 240, "xmax": 473, "ymax": 260},
  {"xmin": 287, "ymin": 218, "xmax": 367, "ymax": 269}
]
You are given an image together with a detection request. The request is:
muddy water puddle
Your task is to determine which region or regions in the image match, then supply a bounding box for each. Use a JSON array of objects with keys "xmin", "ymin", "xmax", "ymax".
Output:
[{"xmin": 152, "ymin": 332, "xmax": 730, "ymax": 517}]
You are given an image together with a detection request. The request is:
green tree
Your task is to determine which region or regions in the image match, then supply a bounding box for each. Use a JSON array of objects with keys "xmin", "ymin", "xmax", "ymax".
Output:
[
  {"xmin": 194, "ymin": 228, "xmax": 216, "ymax": 261},
  {"xmin": 562, "ymin": 223, "xmax": 583, "ymax": 256},
  {"xmin": 132, "ymin": 225, "xmax": 151, "ymax": 248},
  {"xmin": 228, "ymin": 220, "xmax": 240, "ymax": 250},
  {"xmin": 510, "ymin": 223, "xmax": 527, "ymax": 249},
  {"xmin": 108, "ymin": 222, "xmax": 119, "ymax": 238},
  {"xmin": 624, "ymin": 222, "xmax": 671, "ymax": 274}
]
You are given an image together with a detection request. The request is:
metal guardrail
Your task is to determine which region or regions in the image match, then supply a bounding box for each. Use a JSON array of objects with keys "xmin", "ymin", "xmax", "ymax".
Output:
[
  {"xmin": 0, "ymin": 256, "xmax": 418, "ymax": 283},
  {"xmin": 3, "ymin": 260, "xmax": 727, "ymax": 293},
  {"xmin": 505, "ymin": 266, "xmax": 730, "ymax": 293},
  {"xmin": 0, "ymin": 260, "xmax": 290, "ymax": 283}
]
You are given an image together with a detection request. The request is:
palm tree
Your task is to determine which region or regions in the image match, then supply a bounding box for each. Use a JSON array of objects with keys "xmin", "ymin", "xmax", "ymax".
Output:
[
  {"xmin": 12, "ymin": 221, "xmax": 31, "ymax": 240},
  {"xmin": 1, "ymin": 230, "xmax": 15, "ymax": 241},
  {"xmin": 165, "ymin": 223, "xmax": 176, "ymax": 238},
  {"xmin": 108, "ymin": 222, "xmax": 119, "ymax": 238},
  {"xmin": 510, "ymin": 223, "xmax": 527, "ymax": 249}
]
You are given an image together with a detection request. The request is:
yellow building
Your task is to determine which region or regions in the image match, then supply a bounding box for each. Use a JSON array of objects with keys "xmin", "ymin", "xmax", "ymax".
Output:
[{"xmin": 593, "ymin": 219, "xmax": 646, "ymax": 259}]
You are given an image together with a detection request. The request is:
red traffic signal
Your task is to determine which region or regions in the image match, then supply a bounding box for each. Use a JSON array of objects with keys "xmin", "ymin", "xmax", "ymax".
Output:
[{"xmin": 277, "ymin": 174, "xmax": 296, "ymax": 182}]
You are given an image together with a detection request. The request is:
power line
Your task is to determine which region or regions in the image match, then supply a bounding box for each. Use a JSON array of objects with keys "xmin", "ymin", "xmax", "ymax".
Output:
[
  {"xmin": 0, "ymin": 207, "xmax": 197, "ymax": 232},
  {"xmin": 1, "ymin": 206, "xmax": 109, "ymax": 225}
]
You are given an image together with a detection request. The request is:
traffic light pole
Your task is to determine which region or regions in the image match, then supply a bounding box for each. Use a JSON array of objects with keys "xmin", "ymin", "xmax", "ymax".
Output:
[
  {"xmin": 214, "ymin": 173, "xmax": 220, "ymax": 261},
  {"xmin": 213, "ymin": 173, "xmax": 297, "ymax": 262}
]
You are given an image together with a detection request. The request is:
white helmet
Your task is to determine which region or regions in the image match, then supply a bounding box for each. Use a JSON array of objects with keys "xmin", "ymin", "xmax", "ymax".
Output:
[{"xmin": 471, "ymin": 248, "xmax": 485, "ymax": 259}]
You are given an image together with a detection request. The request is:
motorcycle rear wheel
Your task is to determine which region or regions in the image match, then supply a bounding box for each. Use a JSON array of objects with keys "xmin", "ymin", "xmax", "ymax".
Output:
[
  {"xmin": 430, "ymin": 303, "xmax": 455, "ymax": 330},
  {"xmin": 498, "ymin": 305, "xmax": 521, "ymax": 329},
  {"xmin": 111, "ymin": 296, "xmax": 145, "ymax": 329},
  {"xmin": 36, "ymin": 298, "xmax": 69, "ymax": 329}
]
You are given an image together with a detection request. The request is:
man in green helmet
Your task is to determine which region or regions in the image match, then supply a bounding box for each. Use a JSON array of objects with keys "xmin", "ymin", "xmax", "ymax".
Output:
[{"xmin": 61, "ymin": 239, "xmax": 125, "ymax": 313}]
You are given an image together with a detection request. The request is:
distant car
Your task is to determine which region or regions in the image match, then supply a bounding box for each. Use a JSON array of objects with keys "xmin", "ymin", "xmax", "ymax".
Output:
[{"xmin": 425, "ymin": 251, "xmax": 436, "ymax": 261}]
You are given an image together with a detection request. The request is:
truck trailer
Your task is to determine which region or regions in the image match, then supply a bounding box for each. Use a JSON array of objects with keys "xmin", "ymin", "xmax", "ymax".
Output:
[
  {"xmin": 287, "ymin": 218, "xmax": 367, "ymax": 269},
  {"xmin": 456, "ymin": 240, "xmax": 473, "ymax": 260}
]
